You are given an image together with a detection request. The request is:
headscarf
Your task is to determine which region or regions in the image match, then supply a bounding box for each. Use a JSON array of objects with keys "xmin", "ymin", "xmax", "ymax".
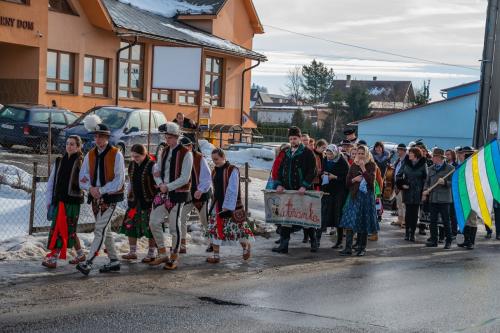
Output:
[{"xmin": 326, "ymin": 144, "xmax": 341, "ymax": 162}]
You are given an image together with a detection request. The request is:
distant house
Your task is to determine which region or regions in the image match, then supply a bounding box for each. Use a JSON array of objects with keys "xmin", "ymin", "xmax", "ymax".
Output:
[
  {"xmin": 353, "ymin": 81, "xmax": 480, "ymax": 149},
  {"xmin": 330, "ymin": 76, "xmax": 415, "ymax": 114}
]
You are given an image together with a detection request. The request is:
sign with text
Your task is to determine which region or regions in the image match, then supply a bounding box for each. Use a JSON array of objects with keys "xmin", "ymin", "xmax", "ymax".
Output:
[
  {"xmin": 0, "ymin": 16, "xmax": 34, "ymax": 30},
  {"xmin": 152, "ymin": 46, "xmax": 201, "ymax": 90},
  {"xmin": 264, "ymin": 190, "xmax": 323, "ymax": 228}
]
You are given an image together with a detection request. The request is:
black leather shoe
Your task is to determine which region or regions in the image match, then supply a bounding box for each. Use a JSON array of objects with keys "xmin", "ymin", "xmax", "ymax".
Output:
[
  {"xmin": 76, "ymin": 262, "xmax": 92, "ymax": 276},
  {"xmin": 356, "ymin": 249, "xmax": 366, "ymax": 257},
  {"xmin": 99, "ymin": 261, "xmax": 120, "ymax": 273},
  {"xmin": 444, "ymin": 241, "xmax": 452, "ymax": 249},
  {"xmin": 425, "ymin": 241, "xmax": 438, "ymax": 247}
]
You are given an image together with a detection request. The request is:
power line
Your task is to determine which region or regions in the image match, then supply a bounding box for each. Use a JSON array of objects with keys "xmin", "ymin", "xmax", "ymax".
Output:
[{"xmin": 264, "ymin": 24, "xmax": 480, "ymax": 71}]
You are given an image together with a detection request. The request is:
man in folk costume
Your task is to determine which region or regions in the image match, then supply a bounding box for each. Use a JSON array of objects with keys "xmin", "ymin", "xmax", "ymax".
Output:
[
  {"xmin": 77, "ymin": 117, "xmax": 125, "ymax": 275},
  {"xmin": 273, "ymin": 126, "xmax": 317, "ymax": 254},
  {"xmin": 392, "ymin": 143, "xmax": 407, "ymax": 228},
  {"xmin": 422, "ymin": 148, "xmax": 455, "ymax": 249},
  {"xmin": 178, "ymin": 137, "xmax": 212, "ymax": 254},
  {"xmin": 149, "ymin": 122, "xmax": 193, "ymax": 270}
]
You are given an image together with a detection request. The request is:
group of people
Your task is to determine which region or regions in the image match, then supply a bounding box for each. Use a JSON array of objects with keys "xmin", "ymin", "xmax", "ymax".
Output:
[
  {"xmin": 43, "ymin": 117, "xmax": 254, "ymax": 275},
  {"xmin": 42, "ymin": 116, "xmax": 499, "ymax": 274},
  {"xmin": 267, "ymin": 126, "xmax": 500, "ymax": 256}
]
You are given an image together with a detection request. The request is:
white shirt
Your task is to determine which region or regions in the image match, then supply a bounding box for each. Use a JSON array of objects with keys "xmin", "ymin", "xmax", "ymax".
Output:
[
  {"xmin": 197, "ymin": 156, "xmax": 212, "ymax": 193},
  {"xmin": 79, "ymin": 147, "xmax": 125, "ymax": 195},
  {"xmin": 222, "ymin": 168, "xmax": 239, "ymax": 211},
  {"xmin": 153, "ymin": 144, "xmax": 193, "ymax": 191},
  {"xmin": 46, "ymin": 163, "xmax": 56, "ymax": 206}
]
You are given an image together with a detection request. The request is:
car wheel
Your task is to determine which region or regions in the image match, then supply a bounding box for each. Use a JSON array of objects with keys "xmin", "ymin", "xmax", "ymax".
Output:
[
  {"xmin": 35, "ymin": 139, "xmax": 49, "ymax": 154},
  {"xmin": 0, "ymin": 142, "xmax": 13, "ymax": 149}
]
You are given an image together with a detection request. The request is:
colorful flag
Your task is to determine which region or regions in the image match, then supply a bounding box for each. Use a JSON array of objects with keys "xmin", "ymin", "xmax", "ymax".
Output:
[{"xmin": 452, "ymin": 140, "xmax": 500, "ymax": 231}]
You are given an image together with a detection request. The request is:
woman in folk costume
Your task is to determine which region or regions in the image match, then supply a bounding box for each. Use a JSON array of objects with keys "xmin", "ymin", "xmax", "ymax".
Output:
[
  {"xmin": 339, "ymin": 145, "xmax": 379, "ymax": 256},
  {"xmin": 368, "ymin": 164, "xmax": 384, "ymax": 242},
  {"xmin": 120, "ymin": 144, "xmax": 158, "ymax": 263},
  {"xmin": 319, "ymin": 144, "xmax": 349, "ymax": 249},
  {"xmin": 206, "ymin": 148, "xmax": 254, "ymax": 263},
  {"xmin": 43, "ymin": 135, "xmax": 85, "ymax": 268}
]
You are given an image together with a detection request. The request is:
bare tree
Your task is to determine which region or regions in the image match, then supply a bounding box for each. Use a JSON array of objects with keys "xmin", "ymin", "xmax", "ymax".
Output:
[{"xmin": 285, "ymin": 66, "xmax": 304, "ymax": 103}]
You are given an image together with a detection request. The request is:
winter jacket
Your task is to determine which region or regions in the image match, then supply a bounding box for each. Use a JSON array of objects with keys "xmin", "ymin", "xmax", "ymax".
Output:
[
  {"xmin": 277, "ymin": 144, "xmax": 316, "ymax": 190},
  {"xmin": 346, "ymin": 161, "xmax": 376, "ymax": 198},
  {"xmin": 424, "ymin": 162, "xmax": 455, "ymax": 204},
  {"xmin": 396, "ymin": 157, "xmax": 427, "ymax": 205},
  {"xmin": 372, "ymin": 149, "xmax": 391, "ymax": 176}
]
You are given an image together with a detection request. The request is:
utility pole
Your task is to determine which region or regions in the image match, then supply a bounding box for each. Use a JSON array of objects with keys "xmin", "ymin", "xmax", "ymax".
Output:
[{"xmin": 475, "ymin": 0, "xmax": 500, "ymax": 147}]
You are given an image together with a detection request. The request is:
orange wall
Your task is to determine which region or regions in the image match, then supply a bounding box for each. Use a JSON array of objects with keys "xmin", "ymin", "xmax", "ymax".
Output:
[{"xmin": 0, "ymin": 0, "xmax": 258, "ymax": 128}]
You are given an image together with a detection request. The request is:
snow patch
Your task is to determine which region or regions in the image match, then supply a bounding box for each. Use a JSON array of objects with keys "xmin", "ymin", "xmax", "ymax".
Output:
[
  {"xmin": 161, "ymin": 23, "xmax": 247, "ymax": 53},
  {"xmin": 0, "ymin": 163, "xmax": 32, "ymax": 190},
  {"xmin": 118, "ymin": 0, "xmax": 213, "ymax": 18},
  {"xmin": 199, "ymin": 140, "xmax": 273, "ymax": 171}
]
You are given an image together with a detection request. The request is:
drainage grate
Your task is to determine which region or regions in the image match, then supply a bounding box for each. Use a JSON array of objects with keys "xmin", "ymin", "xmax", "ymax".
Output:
[{"xmin": 198, "ymin": 297, "xmax": 246, "ymax": 307}]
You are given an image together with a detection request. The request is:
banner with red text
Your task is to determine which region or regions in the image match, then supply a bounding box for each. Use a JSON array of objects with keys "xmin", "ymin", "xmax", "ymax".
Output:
[{"xmin": 264, "ymin": 190, "xmax": 323, "ymax": 228}]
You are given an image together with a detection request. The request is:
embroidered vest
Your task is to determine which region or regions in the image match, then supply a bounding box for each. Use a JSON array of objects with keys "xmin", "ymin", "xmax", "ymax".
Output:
[{"xmin": 88, "ymin": 145, "xmax": 124, "ymax": 203}]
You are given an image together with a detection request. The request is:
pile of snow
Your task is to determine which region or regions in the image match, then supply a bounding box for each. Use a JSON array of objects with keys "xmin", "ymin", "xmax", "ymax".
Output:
[
  {"xmin": 0, "ymin": 163, "xmax": 32, "ymax": 190},
  {"xmin": 199, "ymin": 140, "xmax": 274, "ymax": 171},
  {"xmin": 119, "ymin": 0, "xmax": 213, "ymax": 17},
  {"xmin": 161, "ymin": 23, "xmax": 248, "ymax": 53}
]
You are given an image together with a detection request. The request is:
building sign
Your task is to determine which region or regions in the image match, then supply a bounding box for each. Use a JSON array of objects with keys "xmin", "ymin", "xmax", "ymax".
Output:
[
  {"xmin": 152, "ymin": 46, "xmax": 202, "ymax": 90},
  {"xmin": 0, "ymin": 16, "xmax": 34, "ymax": 30},
  {"xmin": 264, "ymin": 190, "xmax": 323, "ymax": 228}
]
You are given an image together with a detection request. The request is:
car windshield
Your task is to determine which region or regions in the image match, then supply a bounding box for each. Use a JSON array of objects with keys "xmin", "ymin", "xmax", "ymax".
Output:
[
  {"xmin": 0, "ymin": 106, "xmax": 27, "ymax": 123},
  {"xmin": 76, "ymin": 108, "xmax": 128, "ymax": 130}
]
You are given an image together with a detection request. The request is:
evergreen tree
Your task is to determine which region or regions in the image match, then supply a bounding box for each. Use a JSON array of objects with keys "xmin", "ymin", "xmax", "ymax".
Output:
[
  {"xmin": 251, "ymin": 83, "xmax": 268, "ymax": 93},
  {"xmin": 414, "ymin": 80, "xmax": 431, "ymax": 105},
  {"xmin": 291, "ymin": 109, "xmax": 305, "ymax": 128},
  {"xmin": 301, "ymin": 59, "xmax": 335, "ymax": 104},
  {"xmin": 345, "ymin": 86, "xmax": 371, "ymax": 122}
]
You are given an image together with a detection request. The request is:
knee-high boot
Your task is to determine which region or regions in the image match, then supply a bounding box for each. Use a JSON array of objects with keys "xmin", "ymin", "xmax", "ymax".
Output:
[
  {"xmin": 357, "ymin": 233, "xmax": 367, "ymax": 256},
  {"xmin": 332, "ymin": 227, "xmax": 343, "ymax": 249},
  {"xmin": 309, "ymin": 228, "xmax": 319, "ymax": 252},
  {"xmin": 272, "ymin": 228, "xmax": 290, "ymax": 254}
]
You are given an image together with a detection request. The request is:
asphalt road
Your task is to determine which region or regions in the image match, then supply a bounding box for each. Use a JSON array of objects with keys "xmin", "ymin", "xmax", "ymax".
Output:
[{"xmin": 1, "ymin": 221, "xmax": 500, "ymax": 333}]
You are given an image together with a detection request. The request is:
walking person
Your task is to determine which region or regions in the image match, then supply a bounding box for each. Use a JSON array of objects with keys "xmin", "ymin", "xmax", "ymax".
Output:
[
  {"xmin": 396, "ymin": 147, "xmax": 427, "ymax": 242},
  {"xmin": 178, "ymin": 137, "xmax": 212, "ymax": 254},
  {"xmin": 422, "ymin": 148, "xmax": 455, "ymax": 249},
  {"xmin": 319, "ymin": 144, "xmax": 349, "ymax": 249},
  {"xmin": 149, "ymin": 122, "xmax": 193, "ymax": 270},
  {"xmin": 119, "ymin": 144, "xmax": 158, "ymax": 263},
  {"xmin": 393, "ymin": 144, "xmax": 407, "ymax": 228},
  {"xmin": 77, "ymin": 121, "xmax": 125, "ymax": 275},
  {"xmin": 273, "ymin": 126, "xmax": 317, "ymax": 254},
  {"xmin": 43, "ymin": 135, "xmax": 85, "ymax": 269},
  {"xmin": 206, "ymin": 148, "xmax": 254, "ymax": 263},
  {"xmin": 339, "ymin": 145, "xmax": 379, "ymax": 256}
]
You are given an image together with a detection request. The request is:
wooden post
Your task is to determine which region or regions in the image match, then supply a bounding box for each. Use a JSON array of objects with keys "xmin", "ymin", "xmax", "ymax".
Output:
[
  {"xmin": 28, "ymin": 162, "xmax": 38, "ymax": 235},
  {"xmin": 48, "ymin": 114, "xmax": 52, "ymax": 176}
]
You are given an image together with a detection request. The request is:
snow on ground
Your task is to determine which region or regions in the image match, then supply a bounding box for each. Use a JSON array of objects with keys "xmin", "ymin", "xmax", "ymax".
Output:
[
  {"xmin": 199, "ymin": 140, "xmax": 273, "ymax": 171},
  {"xmin": 0, "ymin": 163, "xmax": 32, "ymax": 189},
  {"xmin": 118, "ymin": 0, "xmax": 213, "ymax": 17}
]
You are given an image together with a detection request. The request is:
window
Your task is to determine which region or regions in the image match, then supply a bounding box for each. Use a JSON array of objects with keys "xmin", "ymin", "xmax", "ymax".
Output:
[
  {"xmin": 152, "ymin": 89, "xmax": 173, "ymax": 103},
  {"xmin": 2, "ymin": 0, "xmax": 30, "ymax": 4},
  {"xmin": 119, "ymin": 42, "xmax": 144, "ymax": 100},
  {"xmin": 84, "ymin": 56, "xmax": 108, "ymax": 97},
  {"xmin": 31, "ymin": 112, "xmax": 50, "ymax": 124},
  {"xmin": 65, "ymin": 112, "xmax": 78, "ymax": 124},
  {"xmin": 0, "ymin": 107, "xmax": 27, "ymax": 122},
  {"xmin": 178, "ymin": 90, "xmax": 198, "ymax": 105},
  {"xmin": 140, "ymin": 112, "xmax": 153, "ymax": 131},
  {"xmin": 154, "ymin": 112, "xmax": 167, "ymax": 128},
  {"xmin": 46, "ymin": 50, "xmax": 74, "ymax": 94},
  {"xmin": 204, "ymin": 56, "xmax": 223, "ymax": 106},
  {"xmin": 48, "ymin": 0, "xmax": 77, "ymax": 15},
  {"xmin": 127, "ymin": 112, "xmax": 142, "ymax": 131},
  {"xmin": 51, "ymin": 112, "xmax": 66, "ymax": 125}
]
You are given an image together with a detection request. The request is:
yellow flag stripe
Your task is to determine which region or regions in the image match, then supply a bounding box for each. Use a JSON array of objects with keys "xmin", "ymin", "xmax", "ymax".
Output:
[{"xmin": 472, "ymin": 154, "xmax": 492, "ymax": 227}]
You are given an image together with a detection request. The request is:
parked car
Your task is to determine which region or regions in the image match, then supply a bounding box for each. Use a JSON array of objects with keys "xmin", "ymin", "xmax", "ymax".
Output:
[
  {"xmin": 57, "ymin": 106, "xmax": 167, "ymax": 157},
  {"xmin": 0, "ymin": 104, "xmax": 78, "ymax": 153}
]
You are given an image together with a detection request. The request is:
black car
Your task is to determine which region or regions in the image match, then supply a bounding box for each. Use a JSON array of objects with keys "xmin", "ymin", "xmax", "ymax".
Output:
[{"xmin": 0, "ymin": 104, "xmax": 78, "ymax": 153}]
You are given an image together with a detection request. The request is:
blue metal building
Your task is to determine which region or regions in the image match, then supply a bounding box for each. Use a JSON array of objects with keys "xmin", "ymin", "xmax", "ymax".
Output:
[{"xmin": 355, "ymin": 81, "xmax": 480, "ymax": 150}]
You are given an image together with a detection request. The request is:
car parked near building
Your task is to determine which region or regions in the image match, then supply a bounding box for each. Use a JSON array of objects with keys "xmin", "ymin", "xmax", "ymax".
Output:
[
  {"xmin": 57, "ymin": 106, "xmax": 167, "ymax": 157},
  {"xmin": 0, "ymin": 104, "xmax": 78, "ymax": 153}
]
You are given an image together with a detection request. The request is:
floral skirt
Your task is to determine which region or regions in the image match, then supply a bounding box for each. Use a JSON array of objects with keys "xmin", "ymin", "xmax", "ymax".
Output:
[
  {"xmin": 339, "ymin": 191, "xmax": 379, "ymax": 234},
  {"xmin": 119, "ymin": 207, "xmax": 154, "ymax": 239},
  {"xmin": 206, "ymin": 214, "xmax": 255, "ymax": 246},
  {"xmin": 47, "ymin": 202, "xmax": 80, "ymax": 253}
]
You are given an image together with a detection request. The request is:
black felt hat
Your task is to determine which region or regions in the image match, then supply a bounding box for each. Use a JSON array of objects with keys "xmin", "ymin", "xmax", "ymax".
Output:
[{"xmin": 288, "ymin": 126, "xmax": 302, "ymax": 138}]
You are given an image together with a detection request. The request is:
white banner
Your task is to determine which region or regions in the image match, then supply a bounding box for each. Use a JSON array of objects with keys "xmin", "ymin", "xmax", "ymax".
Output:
[
  {"xmin": 153, "ymin": 46, "xmax": 202, "ymax": 90},
  {"xmin": 264, "ymin": 190, "xmax": 323, "ymax": 228}
]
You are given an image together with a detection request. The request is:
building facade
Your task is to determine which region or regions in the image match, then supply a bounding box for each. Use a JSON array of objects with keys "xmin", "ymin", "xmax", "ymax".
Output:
[
  {"xmin": 354, "ymin": 81, "xmax": 479, "ymax": 149},
  {"xmin": 0, "ymin": 0, "xmax": 266, "ymax": 127}
]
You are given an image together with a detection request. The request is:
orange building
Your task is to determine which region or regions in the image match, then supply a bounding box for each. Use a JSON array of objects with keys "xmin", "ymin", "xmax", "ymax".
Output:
[{"xmin": 0, "ymin": 0, "xmax": 266, "ymax": 128}]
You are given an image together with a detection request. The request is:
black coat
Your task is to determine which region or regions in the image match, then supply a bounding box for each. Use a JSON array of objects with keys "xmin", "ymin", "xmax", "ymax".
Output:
[
  {"xmin": 277, "ymin": 144, "xmax": 316, "ymax": 190},
  {"xmin": 396, "ymin": 157, "xmax": 427, "ymax": 205},
  {"xmin": 320, "ymin": 156, "xmax": 349, "ymax": 195}
]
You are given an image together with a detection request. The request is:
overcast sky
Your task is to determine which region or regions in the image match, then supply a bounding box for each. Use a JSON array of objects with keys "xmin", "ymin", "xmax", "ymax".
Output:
[{"xmin": 251, "ymin": 0, "xmax": 488, "ymax": 100}]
